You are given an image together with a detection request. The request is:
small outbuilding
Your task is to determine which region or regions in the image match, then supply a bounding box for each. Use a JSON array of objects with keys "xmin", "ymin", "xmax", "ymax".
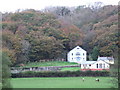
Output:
[
  {"xmin": 81, "ymin": 56, "xmax": 114, "ymax": 71},
  {"xmin": 81, "ymin": 60, "xmax": 110, "ymax": 71}
]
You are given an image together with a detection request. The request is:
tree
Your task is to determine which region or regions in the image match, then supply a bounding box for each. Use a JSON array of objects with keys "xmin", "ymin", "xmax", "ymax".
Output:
[
  {"xmin": 2, "ymin": 30, "xmax": 22, "ymax": 65},
  {"xmin": 110, "ymin": 50, "xmax": 119, "ymax": 88},
  {"xmin": 88, "ymin": 2, "xmax": 103, "ymax": 11},
  {"xmin": 0, "ymin": 52, "xmax": 12, "ymax": 89},
  {"xmin": 55, "ymin": 7, "xmax": 71, "ymax": 16},
  {"xmin": 91, "ymin": 46, "xmax": 100, "ymax": 61},
  {"xmin": 1, "ymin": 6, "xmax": 118, "ymax": 65},
  {"xmin": 28, "ymin": 32, "xmax": 64, "ymax": 62}
]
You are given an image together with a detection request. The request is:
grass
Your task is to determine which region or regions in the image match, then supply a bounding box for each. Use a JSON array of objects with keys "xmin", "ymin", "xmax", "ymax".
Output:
[
  {"xmin": 60, "ymin": 67, "xmax": 80, "ymax": 71},
  {"xmin": 11, "ymin": 77, "xmax": 114, "ymax": 88},
  {"xmin": 22, "ymin": 61, "xmax": 78, "ymax": 68}
]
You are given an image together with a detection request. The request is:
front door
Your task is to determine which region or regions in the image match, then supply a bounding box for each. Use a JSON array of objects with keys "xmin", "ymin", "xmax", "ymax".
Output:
[{"xmin": 76, "ymin": 57, "xmax": 81, "ymax": 62}]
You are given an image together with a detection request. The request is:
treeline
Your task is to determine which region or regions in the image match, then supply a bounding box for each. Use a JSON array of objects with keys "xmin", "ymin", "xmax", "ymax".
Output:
[
  {"xmin": 2, "ymin": 9, "xmax": 83, "ymax": 65},
  {"xmin": 2, "ymin": 4, "xmax": 119, "ymax": 66},
  {"xmin": 44, "ymin": 5, "xmax": 119, "ymax": 60}
]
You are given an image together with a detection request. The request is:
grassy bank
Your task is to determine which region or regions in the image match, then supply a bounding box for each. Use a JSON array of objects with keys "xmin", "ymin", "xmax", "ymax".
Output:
[
  {"xmin": 22, "ymin": 61, "xmax": 78, "ymax": 68},
  {"xmin": 60, "ymin": 67, "xmax": 80, "ymax": 71}
]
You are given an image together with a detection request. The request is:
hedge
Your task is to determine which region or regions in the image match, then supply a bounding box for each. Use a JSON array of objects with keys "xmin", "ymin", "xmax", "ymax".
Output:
[{"xmin": 11, "ymin": 70, "xmax": 110, "ymax": 78}]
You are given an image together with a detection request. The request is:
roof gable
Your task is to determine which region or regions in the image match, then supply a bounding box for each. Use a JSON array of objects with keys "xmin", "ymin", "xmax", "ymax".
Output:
[
  {"xmin": 81, "ymin": 60, "xmax": 110, "ymax": 65},
  {"xmin": 94, "ymin": 60, "xmax": 110, "ymax": 65},
  {"xmin": 81, "ymin": 61, "xmax": 96, "ymax": 64},
  {"xmin": 97, "ymin": 57, "xmax": 114, "ymax": 61},
  {"xmin": 69, "ymin": 46, "xmax": 86, "ymax": 53}
]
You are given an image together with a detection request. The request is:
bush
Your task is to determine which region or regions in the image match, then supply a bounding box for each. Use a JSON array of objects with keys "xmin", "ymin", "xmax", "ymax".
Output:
[{"xmin": 11, "ymin": 70, "xmax": 110, "ymax": 78}]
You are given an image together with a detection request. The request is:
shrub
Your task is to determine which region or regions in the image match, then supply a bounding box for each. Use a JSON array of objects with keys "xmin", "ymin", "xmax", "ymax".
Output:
[{"xmin": 11, "ymin": 70, "xmax": 110, "ymax": 78}]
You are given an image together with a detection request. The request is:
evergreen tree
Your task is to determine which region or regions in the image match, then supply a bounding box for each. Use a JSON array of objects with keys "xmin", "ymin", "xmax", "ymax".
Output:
[{"xmin": 91, "ymin": 46, "xmax": 100, "ymax": 61}]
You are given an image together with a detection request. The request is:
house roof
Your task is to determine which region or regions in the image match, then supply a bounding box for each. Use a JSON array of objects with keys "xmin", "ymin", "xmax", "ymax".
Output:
[
  {"xmin": 81, "ymin": 59, "xmax": 110, "ymax": 65},
  {"xmin": 95, "ymin": 59, "xmax": 110, "ymax": 64},
  {"xmin": 68, "ymin": 46, "xmax": 86, "ymax": 53},
  {"xmin": 81, "ymin": 61, "xmax": 96, "ymax": 64},
  {"xmin": 97, "ymin": 57, "xmax": 114, "ymax": 61}
]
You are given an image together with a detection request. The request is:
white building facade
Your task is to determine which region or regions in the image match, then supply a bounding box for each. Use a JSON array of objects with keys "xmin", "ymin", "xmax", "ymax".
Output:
[
  {"xmin": 80, "ymin": 57, "xmax": 114, "ymax": 70},
  {"xmin": 81, "ymin": 60, "xmax": 110, "ymax": 70},
  {"xmin": 67, "ymin": 46, "xmax": 86, "ymax": 64}
]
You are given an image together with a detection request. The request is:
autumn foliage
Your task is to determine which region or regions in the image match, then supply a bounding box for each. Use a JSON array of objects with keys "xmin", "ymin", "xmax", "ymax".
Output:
[{"xmin": 2, "ymin": 5, "xmax": 119, "ymax": 65}]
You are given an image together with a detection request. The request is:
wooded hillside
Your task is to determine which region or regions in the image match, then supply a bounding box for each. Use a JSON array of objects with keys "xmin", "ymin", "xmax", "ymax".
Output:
[{"xmin": 2, "ymin": 5, "xmax": 119, "ymax": 65}]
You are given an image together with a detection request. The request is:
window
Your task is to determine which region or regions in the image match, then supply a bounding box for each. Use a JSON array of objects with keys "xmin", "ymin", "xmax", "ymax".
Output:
[
  {"xmin": 89, "ymin": 64, "xmax": 91, "ymax": 66},
  {"xmin": 96, "ymin": 64, "xmax": 98, "ymax": 68},
  {"xmin": 76, "ymin": 57, "xmax": 81, "ymax": 61},
  {"xmin": 72, "ymin": 53, "xmax": 73, "ymax": 55},
  {"xmin": 99, "ymin": 63, "xmax": 102, "ymax": 68},
  {"xmin": 85, "ymin": 64, "xmax": 87, "ymax": 67},
  {"xmin": 83, "ymin": 64, "xmax": 87, "ymax": 67},
  {"xmin": 103, "ymin": 64, "xmax": 105, "ymax": 69},
  {"xmin": 77, "ymin": 48, "xmax": 79, "ymax": 49},
  {"xmin": 83, "ymin": 64, "xmax": 85, "ymax": 67},
  {"xmin": 76, "ymin": 52, "xmax": 80, "ymax": 56},
  {"xmin": 83, "ymin": 53, "xmax": 84, "ymax": 56}
]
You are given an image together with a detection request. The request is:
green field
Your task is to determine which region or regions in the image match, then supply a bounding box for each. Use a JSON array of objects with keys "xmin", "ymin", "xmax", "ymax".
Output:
[
  {"xmin": 60, "ymin": 67, "xmax": 80, "ymax": 71},
  {"xmin": 11, "ymin": 77, "xmax": 114, "ymax": 88},
  {"xmin": 22, "ymin": 61, "xmax": 78, "ymax": 68}
]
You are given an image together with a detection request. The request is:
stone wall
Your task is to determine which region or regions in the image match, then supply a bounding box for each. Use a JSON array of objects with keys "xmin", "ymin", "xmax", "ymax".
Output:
[{"xmin": 11, "ymin": 65, "xmax": 80, "ymax": 73}]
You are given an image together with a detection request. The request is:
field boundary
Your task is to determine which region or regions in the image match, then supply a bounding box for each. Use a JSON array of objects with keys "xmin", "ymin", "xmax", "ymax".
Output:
[
  {"xmin": 11, "ymin": 70, "xmax": 110, "ymax": 78},
  {"xmin": 11, "ymin": 65, "xmax": 80, "ymax": 73}
]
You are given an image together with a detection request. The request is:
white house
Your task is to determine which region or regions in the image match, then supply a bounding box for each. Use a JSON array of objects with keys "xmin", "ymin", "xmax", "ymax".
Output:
[
  {"xmin": 97, "ymin": 56, "xmax": 114, "ymax": 64},
  {"xmin": 81, "ymin": 60, "xmax": 110, "ymax": 70},
  {"xmin": 81, "ymin": 56, "xmax": 114, "ymax": 71},
  {"xmin": 67, "ymin": 46, "xmax": 86, "ymax": 64}
]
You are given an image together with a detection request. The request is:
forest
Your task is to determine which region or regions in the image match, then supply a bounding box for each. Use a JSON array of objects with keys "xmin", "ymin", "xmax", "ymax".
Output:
[{"xmin": 1, "ymin": 4, "xmax": 119, "ymax": 66}]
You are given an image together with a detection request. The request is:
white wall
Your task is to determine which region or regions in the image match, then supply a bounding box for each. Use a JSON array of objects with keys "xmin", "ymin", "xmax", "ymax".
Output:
[
  {"xmin": 93, "ymin": 60, "xmax": 110, "ymax": 69},
  {"xmin": 97, "ymin": 57, "xmax": 114, "ymax": 64},
  {"xmin": 81, "ymin": 60, "xmax": 110, "ymax": 69},
  {"xmin": 67, "ymin": 46, "xmax": 86, "ymax": 63}
]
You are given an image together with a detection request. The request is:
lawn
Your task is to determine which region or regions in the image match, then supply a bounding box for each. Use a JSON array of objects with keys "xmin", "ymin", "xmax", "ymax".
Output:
[
  {"xmin": 22, "ymin": 61, "xmax": 78, "ymax": 68},
  {"xmin": 11, "ymin": 77, "xmax": 114, "ymax": 88},
  {"xmin": 60, "ymin": 67, "xmax": 80, "ymax": 71}
]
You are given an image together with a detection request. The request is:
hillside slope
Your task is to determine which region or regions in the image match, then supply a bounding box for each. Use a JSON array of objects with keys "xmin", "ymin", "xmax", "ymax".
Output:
[{"xmin": 2, "ymin": 5, "xmax": 119, "ymax": 65}]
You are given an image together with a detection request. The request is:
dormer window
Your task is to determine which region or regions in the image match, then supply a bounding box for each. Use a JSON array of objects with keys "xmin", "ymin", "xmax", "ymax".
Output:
[{"xmin": 77, "ymin": 48, "xmax": 79, "ymax": 49}]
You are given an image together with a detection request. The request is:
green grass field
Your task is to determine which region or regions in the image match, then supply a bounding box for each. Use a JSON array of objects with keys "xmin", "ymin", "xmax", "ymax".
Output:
[
  {"xmin": 22, "ymin": 61, "xmax": 78, "ymax": 68},
  {"xmin": 60, "ymin": 67, "xmax": 80, "ymax": 71},
  {"xmin": 11, "ymin": 77, "xmax": 114, "ymax": 88}
]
